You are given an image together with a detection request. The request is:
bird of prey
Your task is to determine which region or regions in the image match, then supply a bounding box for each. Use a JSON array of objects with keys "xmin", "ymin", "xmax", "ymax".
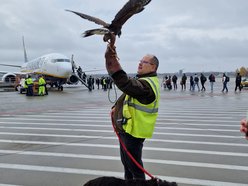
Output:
[{"xmin": 66, "ymin": 0, "xmax": 152, "ymax": 41}]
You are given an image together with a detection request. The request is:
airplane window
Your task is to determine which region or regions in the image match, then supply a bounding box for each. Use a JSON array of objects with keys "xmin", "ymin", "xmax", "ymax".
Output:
[{"xmin": 54, "ymin": 59, "xmax": 70, "ymax": 62}]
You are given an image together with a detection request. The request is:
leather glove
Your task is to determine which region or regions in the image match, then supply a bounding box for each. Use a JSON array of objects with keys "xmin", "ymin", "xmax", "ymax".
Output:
[{"xmin": 104, "ymin": 33, "xmax": 122, "ymax": 75}]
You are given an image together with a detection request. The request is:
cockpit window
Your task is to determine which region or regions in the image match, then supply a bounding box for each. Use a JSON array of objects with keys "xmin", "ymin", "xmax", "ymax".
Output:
[{"xmin": 52, "ymin": 59, "xmax": 70, "ymax": 63}]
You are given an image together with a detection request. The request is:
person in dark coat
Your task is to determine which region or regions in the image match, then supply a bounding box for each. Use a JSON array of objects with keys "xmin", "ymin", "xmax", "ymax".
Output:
[
  {"xmin": 235, "ymin": 72, "xmax": 242, "ymax": 92},
  {"xmin": 200, "ymin": 73, "xmax": 206, "ymax": 91},
  {"xmin": 181, "ymin": 73, "xmax": 187, "ymax": 91},
  {"xmin": 172, "ymin": 75, "xmax": 178, "ymax": 90},
  {"xmin": 208, "ymin": 73, "xmax": 215, "ymax": 92}
]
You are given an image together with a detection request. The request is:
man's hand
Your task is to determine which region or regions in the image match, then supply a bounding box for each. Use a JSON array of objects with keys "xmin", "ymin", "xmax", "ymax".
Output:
[
  {"xmin": 240, "ymin": 119, "xmax": 248, "ymax": 139},
  {"xmin": 105, "ymin": 32, "xmax": 118, "ymax": 59},
  {"xmin": 103, "ymin": 32, "xmax": 116, "ymax": 47},
  {"xmin": 104, "ymin": 32, "xmax": 122, "ymax": 75}
]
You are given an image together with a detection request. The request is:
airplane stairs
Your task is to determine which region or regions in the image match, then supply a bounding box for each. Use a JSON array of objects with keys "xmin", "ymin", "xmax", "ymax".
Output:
[{"xmin": 77, "ymin": 75, "xmax": 90, "ymax": 90}]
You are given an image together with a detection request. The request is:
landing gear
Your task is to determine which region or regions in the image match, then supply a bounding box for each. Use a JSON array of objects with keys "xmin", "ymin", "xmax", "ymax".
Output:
[
  {"xmin": 52, "ymin": 81, "xmax": 64, "ymax": 91},
  {"xmin": 58, "ymin": 85, "xmax": 63, "ymax": 91}
]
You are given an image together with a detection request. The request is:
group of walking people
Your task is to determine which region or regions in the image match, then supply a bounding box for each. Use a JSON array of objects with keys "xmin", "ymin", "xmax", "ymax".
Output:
[
  {"xmin": 163, "ymin": 72, "xmax": 244, "ymax": 93},
  {"xmin": 163, "ymin": 73, "xmax": 214, "ymax": 92}
]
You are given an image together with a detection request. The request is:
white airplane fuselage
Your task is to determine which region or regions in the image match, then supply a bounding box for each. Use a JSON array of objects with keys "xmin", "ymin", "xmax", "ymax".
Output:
[
  {"xmin": 0, "ymin": 53, "xmax": 79, "ymax": 89},
  {"xmin": 21, "ymin": 53, "xmax": 72, "ymax": 79},
  {"xmin": 0, "ymin": 36, "xmax": 81, "ymax": 90}
]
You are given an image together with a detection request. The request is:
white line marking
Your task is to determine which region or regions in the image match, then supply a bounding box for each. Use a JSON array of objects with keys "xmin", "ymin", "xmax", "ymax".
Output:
[
  {"xmin": 0, "ymin": 139, "xmax": 247, "ymax": 157},
  {"xmin": 0, "ymin": 121, "xmax": 238, "ymax": 127},
  {"xmin": 0, "ymin": 131, "xmax": 243, "ymax": 139},
  {"xmin": 0, "ymin": 121, "xmax": 110, "ymax": 127},
  {"xmin": 0, "ymin": 126, "xmax": 238, "ymax": 133},
  {"xmin": 0, "ymin": 163, "xmax": 246, "ymax": 186},
  {"xmin": 0, "ymin": 117, "xmax": 239, "ymax": 123},
  {"xmin": 0, "ymin": 184, "xmax": 23, "ymax": 186},
  {"xmin": 1, "ymin": 138, "xmax": 247, "ymax": 147},
  {"xmin": 0, "ymin": 149, "xmax": 247, "ymax": 171}
]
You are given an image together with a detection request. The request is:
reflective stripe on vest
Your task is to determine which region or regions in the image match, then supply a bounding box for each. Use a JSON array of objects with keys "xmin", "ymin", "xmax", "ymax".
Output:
[
  {"xmin": 123, "ymin": 100, "xmax": 158, "ymax": 113},
  {"xmin": 122, "ymin": 76, "xmax": 160, "ymax": 138},
  {"xmin": 123, "ymin": 77, "xmax": 159, "ymax": 114}
]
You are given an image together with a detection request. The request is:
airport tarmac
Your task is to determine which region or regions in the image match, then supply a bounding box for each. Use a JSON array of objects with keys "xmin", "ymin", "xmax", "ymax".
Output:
[{"xmin": 0, "ymin": 80, "xmax": 248, "ymax": 186}]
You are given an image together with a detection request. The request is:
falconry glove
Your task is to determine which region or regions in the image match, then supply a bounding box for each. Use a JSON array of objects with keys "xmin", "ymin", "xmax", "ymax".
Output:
[{"xmin": 105, "ymin": 34, "xmax": 122, "ymax": 75}]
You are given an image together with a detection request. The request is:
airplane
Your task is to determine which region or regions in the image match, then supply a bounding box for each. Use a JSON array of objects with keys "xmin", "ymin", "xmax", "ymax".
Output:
[{"xmin": 0, "ymin": 37, "xmax": 90, "ymax": 91}]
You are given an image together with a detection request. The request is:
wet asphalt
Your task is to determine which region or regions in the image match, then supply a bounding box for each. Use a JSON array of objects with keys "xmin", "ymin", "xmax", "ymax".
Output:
[{"xmin": 0, "ymin": 79, "xmax": 248, "ymax": 186}]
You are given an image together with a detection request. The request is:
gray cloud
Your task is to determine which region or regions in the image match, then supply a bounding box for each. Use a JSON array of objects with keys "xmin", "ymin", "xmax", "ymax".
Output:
[{"xmin": 0, "ymin": 0, "xmax": 247, "ymax": 74}]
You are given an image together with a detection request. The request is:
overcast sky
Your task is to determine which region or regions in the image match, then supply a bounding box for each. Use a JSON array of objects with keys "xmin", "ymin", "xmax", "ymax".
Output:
[{"xmin": 0, "ymin": 0, "xmax": 248, "ymax": 74}]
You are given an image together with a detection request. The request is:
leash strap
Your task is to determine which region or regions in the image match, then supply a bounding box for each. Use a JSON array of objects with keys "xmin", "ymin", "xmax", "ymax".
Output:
[{"xmin": 111, "ymin": 111, "xmax": 155, "ymax": 179}]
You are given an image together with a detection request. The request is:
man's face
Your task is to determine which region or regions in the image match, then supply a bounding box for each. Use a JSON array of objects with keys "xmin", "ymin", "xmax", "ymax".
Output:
[{"xmin": 137, "ymin": 55, "xmax": 156, "ymax": 75}]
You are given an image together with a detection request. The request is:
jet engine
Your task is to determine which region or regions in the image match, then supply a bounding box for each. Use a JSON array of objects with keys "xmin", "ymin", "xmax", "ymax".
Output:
[
  {"xmin": 1, "ymin": 72, "xmax": 16, "ymax": 83},
  {"xmin": 67, "ymin": 74, "xmax": 79, "ymax": 84}
]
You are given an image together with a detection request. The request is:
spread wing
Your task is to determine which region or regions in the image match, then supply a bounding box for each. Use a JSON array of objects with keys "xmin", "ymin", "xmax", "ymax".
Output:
[
  {"xmin": 111, "ymin": 0, "xmax": 152, "ymax": 28},
  {"xmin": 66, "ymin": 9, "xmax": 109, "ymax": 27}
]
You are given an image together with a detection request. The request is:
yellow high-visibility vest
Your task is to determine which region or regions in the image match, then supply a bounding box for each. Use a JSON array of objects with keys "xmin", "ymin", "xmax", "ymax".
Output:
[
  {"xmin": 122, "ymin": 76, "xmax": 160, "ymax": 138},
  {"xmin": 103, "ymin": 79, "xmax": 106, "ymax": 85},
  {"xmin": 39, "ymin": 77, "xmax": 46, "ymax": 86},
  {"xmin": 26, "ymin": 78, "xmax": 33, "ymax": 85}
]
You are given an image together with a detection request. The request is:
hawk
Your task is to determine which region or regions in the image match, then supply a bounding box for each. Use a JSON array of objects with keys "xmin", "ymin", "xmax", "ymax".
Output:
[{"xmin": 66, "ymin": 0, "xmax": 152, "ymax": 41}]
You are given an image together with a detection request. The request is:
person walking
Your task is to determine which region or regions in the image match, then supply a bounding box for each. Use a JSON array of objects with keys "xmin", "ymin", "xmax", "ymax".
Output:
[
  {"xmin": 200, "ymin": 73, "xmax": 206, "ymax": 91},
  {"xmin": 189, "ymin": 76, "xmax": 194, "ymax": 91},
  {"xmin": 172, "ymin": 74, "xmax": 178, "ymax": 90},
  {"xmin": 77, "ymin": 66, "xmax": 83, "ymax": 78},
  {"xmin": 87, "ymin": 76, "xmax": 93, "ymax": 91},
  {"xmin": 235, "ymin": 72, "xmax": 242, "ymax": 92},
  {"xmin": 96, "ymin": 78, "xmax": 100, "ymax": 89},
  {"xmin": 208, "ymin": 73, "xmax": 215, "ymax": 92},
  {"xmin": 222, "ymin": 73, "xmax": 228, "ymax": 92},
  {"xmin": 105, "ymin": 34, "xmax": 160, "ymax": 180},
  {"xmin": 181, "ymin": 73, "xmax": 187, "ymax": 91},
  {"xmin": 103, "ymin": 77, "xmax": 107, "ymax": 91},
  {"xmin": 165, "ymin": 75, "xmax": 172, "ymax": 90},
  {"xmin": 194, "ymin": 74, "xmax": 200, "ymax": 91}
]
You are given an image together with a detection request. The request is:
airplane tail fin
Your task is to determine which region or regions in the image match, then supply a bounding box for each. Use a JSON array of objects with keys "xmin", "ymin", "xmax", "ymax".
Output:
[{"xmin": 22, "ymin": 36, "xmax": 28, "ymax": 63}]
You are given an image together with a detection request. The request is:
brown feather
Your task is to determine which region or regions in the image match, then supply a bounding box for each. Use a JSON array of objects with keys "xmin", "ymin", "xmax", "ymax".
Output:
[
  {"xmin": 111, "ymin": 0, "xmax": 151, "ymax": 29},
  {"xmin": 65, "ymin": 10, "xmax": 109, "ymax": 27},
  {"xmin": 66, "ymin": 0, "xmax": 152, "ymax": 38}
]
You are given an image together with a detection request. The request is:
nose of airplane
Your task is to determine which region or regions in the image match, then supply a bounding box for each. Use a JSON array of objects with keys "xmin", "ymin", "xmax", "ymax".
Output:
[{"xmin": 56, "ymin": 62, "xmax": 72, "ymax": 77}]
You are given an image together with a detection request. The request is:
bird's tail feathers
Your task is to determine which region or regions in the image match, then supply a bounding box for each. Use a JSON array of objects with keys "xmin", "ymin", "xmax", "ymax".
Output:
[
  {"xmin": 82, "ymin": 28, "xmax": 110, "ymax": 37},
  {"xmin": 82, "ymin": 31, "xmax": 94, "ymax": 37}
]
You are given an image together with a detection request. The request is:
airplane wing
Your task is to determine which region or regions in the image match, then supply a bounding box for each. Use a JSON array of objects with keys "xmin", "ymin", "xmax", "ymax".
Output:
[{"xmin": 0, "ymin": 63, "xmax": 22, "ymax": 68}]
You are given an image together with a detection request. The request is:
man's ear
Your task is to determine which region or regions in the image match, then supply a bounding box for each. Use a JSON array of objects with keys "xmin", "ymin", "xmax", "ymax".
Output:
[{"xmin": 152, "ymin": 65, "xmax": 157, "ymax": 72}]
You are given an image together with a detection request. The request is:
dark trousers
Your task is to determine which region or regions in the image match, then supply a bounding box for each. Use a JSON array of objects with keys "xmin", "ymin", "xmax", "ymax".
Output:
[
  {"xmin": 26, "ymin": 85, "xmax": 33, "ymax": 96},
  {"xmin": 222, "ymin": 82, "xmax": 228, "ymax": 92},
  {"xmin": 201, "ymin": 82, "xmax": 206, "ymax": 91},
  {"xmin": 119, "ymin": 132, "xmax": 145, "ymax": 180},
  {"xmin": 235, "ymin": 83, "xmax": 242, "ymax": 91}
]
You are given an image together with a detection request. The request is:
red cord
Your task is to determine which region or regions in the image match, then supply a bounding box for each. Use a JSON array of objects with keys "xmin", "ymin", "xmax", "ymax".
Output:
[{"xmin": 111, "ymin": 112, "xmax": 155, "ymax": 179}]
